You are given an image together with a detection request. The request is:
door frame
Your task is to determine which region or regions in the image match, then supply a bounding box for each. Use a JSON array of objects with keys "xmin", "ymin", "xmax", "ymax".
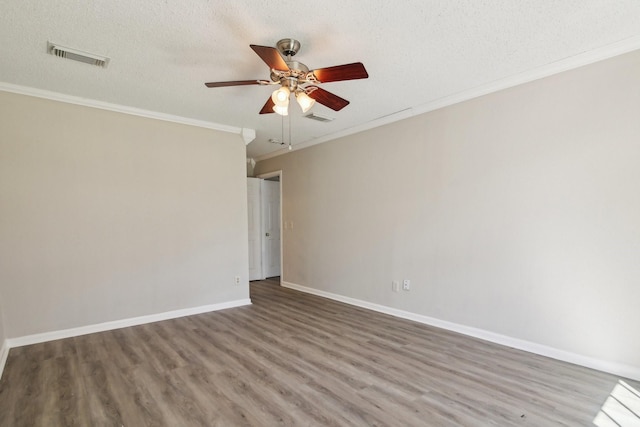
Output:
[
  {"xmin": 256, "ymin": 170, "xmax": 283, "ymax": 283},
  {"xmin": 246, "ymin": 177, "xmax": 262, "ymax": 281}
]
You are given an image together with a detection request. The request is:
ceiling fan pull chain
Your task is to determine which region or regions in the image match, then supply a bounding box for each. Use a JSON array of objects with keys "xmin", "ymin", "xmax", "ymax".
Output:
[
  {"xmin": 289, "ymin": 111, "xmax": 292, "ymax": 151},
  {"xmin": 281, "ymin": 112, "xmax": 285, "ymax": 148}
]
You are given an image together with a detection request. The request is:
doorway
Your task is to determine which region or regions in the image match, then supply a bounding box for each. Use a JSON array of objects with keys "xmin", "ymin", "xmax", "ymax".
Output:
[{"xmin": 247, "ymin": 171, "xmax": 282, "ymax": 282}]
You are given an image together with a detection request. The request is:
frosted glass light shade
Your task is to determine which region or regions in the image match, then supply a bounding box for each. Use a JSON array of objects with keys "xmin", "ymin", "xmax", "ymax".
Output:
[
  {"xmin": 295, "ymin": 91, "xmax": 316, "ymax": 113},
  {"xmin": 272, "ymin": 104, "xmax": 289, "ymax": 115},
  {"xmin": 272, "ymin": 87, "xmax": 290, "ymax": 106},
  {"xmin": 271, "ymin": 86, "xmax": 290, "ymax": 116}
]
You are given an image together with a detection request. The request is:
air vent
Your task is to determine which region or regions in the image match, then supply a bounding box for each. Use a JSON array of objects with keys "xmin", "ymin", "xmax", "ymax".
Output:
[
  {"xmin": 304, "ymin": 112, "xmax": 334, "ymax": 123},
  {"xmin": 47, "ymin": 42, "xmax": 110, "ymax": 68}
]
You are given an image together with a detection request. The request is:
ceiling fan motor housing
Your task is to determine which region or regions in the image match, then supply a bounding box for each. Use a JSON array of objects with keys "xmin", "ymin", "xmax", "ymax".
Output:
[{"xmin": 270, "ymin": 60, "xmax": 309, "ymax": 84}]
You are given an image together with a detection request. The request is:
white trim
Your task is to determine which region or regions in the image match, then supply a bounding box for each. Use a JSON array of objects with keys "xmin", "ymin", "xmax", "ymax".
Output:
[
  {"xmin": 255, "ymin": 36, "xmax": 640, "ymax": 162},
  {"xmin": 241, "ymin": 128, "xmax": 256, "ymax": 145},
  {"xmin": 0, "ymin": 82, "xmax": 254, "ymax": 137},
  {"xmin": 0, "ymin": 340, "xmax": 9, "ymax": 380},
  {"xmin": 5, "ymin": 299, "xmax": 251, "ymax": 349},
  {"xmin": 281, "ymin": 281, "xmax": 640, "ymax": 382},
  {"xmin": 256, "ymin": 170, "xmax": 282, "ymax": 180}
]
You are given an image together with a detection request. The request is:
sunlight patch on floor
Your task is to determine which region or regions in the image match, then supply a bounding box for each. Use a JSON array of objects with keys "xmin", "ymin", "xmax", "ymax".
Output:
[{"xmin": 593, "ymin": 380, "xmax": 640, "ymax": 426}]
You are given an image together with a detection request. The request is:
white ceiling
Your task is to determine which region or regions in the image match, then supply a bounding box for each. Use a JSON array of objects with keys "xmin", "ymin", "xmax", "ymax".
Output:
[{"xmin": 2, "ymin": 1, "xmax": 640, "ymax": 160}]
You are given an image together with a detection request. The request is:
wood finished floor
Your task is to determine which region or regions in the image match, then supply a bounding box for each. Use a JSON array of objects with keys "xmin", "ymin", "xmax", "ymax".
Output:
[{"xmin": 0, "ymin": 278, "xmax": 638, "ymax": 426}]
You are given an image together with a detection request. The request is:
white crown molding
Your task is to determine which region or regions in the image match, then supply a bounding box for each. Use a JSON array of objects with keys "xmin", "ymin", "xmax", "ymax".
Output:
[
  {"xmin": 241, "ymin": 128, "xmax": 256, "ymax": 145},
  {"xmin": 281, "ymin": 281, "xmax": 640, "ymax": 382},
  {"xmin": 255, "ymin": 35, "xmax": 640, "ymax": 163},
  {"xmin": 0, "ymin": 82, "xmax": 254, "ymax": 137},
  {"xmin": 4, "ymin": 299, "xmax": 251, "ymax": 350}
]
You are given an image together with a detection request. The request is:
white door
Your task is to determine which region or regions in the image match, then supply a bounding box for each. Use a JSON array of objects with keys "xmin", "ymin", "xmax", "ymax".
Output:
[
  {"xmin": 247, "ymin": 178, "xmax": 262, "ymax": 281},
  {"xmin": 261, "ymin": 180, "xmax": 281, "ymax": 278}
]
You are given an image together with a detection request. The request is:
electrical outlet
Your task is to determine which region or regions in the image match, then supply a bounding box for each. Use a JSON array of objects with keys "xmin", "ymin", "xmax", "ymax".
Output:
[
  {"xmin": 402, "ymin": 279, "xmax": 411, "ymax": 291},
  {"xmin": 234, "ymin": 276, "xmax": 241, "ymax": 285},
  {"xmin": 392, "ymin": 280, "xmax": 400, "ymax": 292}
]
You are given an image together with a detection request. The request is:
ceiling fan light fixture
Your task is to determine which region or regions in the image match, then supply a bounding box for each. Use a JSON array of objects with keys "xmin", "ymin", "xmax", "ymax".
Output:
[
  {"xmin": 271, "ymin": 86, "xmax": 290, "ymax": 115},
  {"xmin": 272, "ymin": 104, "xmax": 289, "ymax": 116},
  {"xmin": 295, "ymin": 91, "xmax": 315, "ymax": 113},
  {"xmin": 204, "ymin": 39, "xmax": 368, "ymax": 118},
  {"xmin": 272, "ymin": 86, "xmax": 290, "ymax": 106}
]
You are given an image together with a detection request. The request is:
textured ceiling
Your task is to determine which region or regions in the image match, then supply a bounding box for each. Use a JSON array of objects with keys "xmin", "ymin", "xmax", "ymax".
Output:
[{"xmin": 1, "ymin": 1, "xmax": 640, "ymax": 159}]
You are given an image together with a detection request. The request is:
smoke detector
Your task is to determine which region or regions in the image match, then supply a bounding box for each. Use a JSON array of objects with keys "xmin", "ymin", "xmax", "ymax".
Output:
[{"xmin": 47, "ymin": 42, "xmax": 110, "ymax": 68}]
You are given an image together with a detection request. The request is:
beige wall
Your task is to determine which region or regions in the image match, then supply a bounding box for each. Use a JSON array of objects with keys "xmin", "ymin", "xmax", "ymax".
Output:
[
  {"xmin": 0, "ymin": 296, "xmax": 5, "ymax": 346},
  {"xmin": 255, "ymin": 50, "xmax": 640, "ymax": 370},
  {"xmin": 0, "ymin": 91, "xmax": 249, "ymax": 338}
]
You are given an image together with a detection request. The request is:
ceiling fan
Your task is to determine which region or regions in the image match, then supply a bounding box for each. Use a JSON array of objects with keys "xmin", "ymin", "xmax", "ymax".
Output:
[{"xmin": 204, "ymin": 38, "xmax": 369, "ymax": 116}]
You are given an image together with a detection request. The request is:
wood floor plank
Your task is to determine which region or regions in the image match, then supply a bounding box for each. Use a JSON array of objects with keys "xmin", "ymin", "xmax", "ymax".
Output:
[
  {"xmin": 79, "ymin": 360, "xmax": 127, "ymax": 426},
  {"xmin": 0, "ymin": 278, "xmax": 638, "ymax": 426}
]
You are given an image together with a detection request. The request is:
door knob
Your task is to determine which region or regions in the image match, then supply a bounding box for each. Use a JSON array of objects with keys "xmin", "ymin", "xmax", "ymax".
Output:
[{"xmin": 266, "ymin": 232, "xmax": 270, "ymax": 237}]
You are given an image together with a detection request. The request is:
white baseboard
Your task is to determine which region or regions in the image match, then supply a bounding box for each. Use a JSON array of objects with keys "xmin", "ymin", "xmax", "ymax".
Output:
[
  {"xmin": 4, "ymin": 299, "xmax": 251, "ymax": 350},
  {"xmin": 0, "ymin": 340, "xmax": 9, "ymax": 380},
  {"xmin": 281, "ymin": 281, "xmax": 640, "ymax": 382}
]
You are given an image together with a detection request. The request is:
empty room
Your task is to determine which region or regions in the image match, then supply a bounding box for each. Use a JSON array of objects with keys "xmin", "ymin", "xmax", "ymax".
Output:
[{"xmin": 1, "ymin": 1, "xmax": 639, "ymax": 426}]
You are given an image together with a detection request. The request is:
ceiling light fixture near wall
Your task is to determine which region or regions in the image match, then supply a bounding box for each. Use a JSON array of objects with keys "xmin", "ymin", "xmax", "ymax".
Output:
[{"xmin": 47, "ymin": 42, "xmax": 110, "ymax": 68}]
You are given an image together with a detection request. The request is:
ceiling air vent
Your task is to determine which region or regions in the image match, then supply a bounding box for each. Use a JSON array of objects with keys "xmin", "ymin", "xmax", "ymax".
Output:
[
  {"xmin": 304, "ymin": 112, "xmax": 334, "ymax": 123},
  {"xmin": 47, "ymin": 42, "xmax": 110, "ymax": 68}
]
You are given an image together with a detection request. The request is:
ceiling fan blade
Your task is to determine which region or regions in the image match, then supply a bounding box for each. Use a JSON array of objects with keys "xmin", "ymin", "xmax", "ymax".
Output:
[
  {"xmin": 309, "ymin": 62, "xmax": 368, "ymax": 83},
  {"xmin": 205, "ymin": 80, "xmax": 262, "ymax": 88},
  {"xmin": 306, "ymin": 86, "xmax": 350, "ymax": 111},
  {"xmin": 259, "ymin": 96, "xmax": 275, "ymax": 114},
  {"xmin": 250, "ymin": 45, "xmax": 290, "ymax": 71}
]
